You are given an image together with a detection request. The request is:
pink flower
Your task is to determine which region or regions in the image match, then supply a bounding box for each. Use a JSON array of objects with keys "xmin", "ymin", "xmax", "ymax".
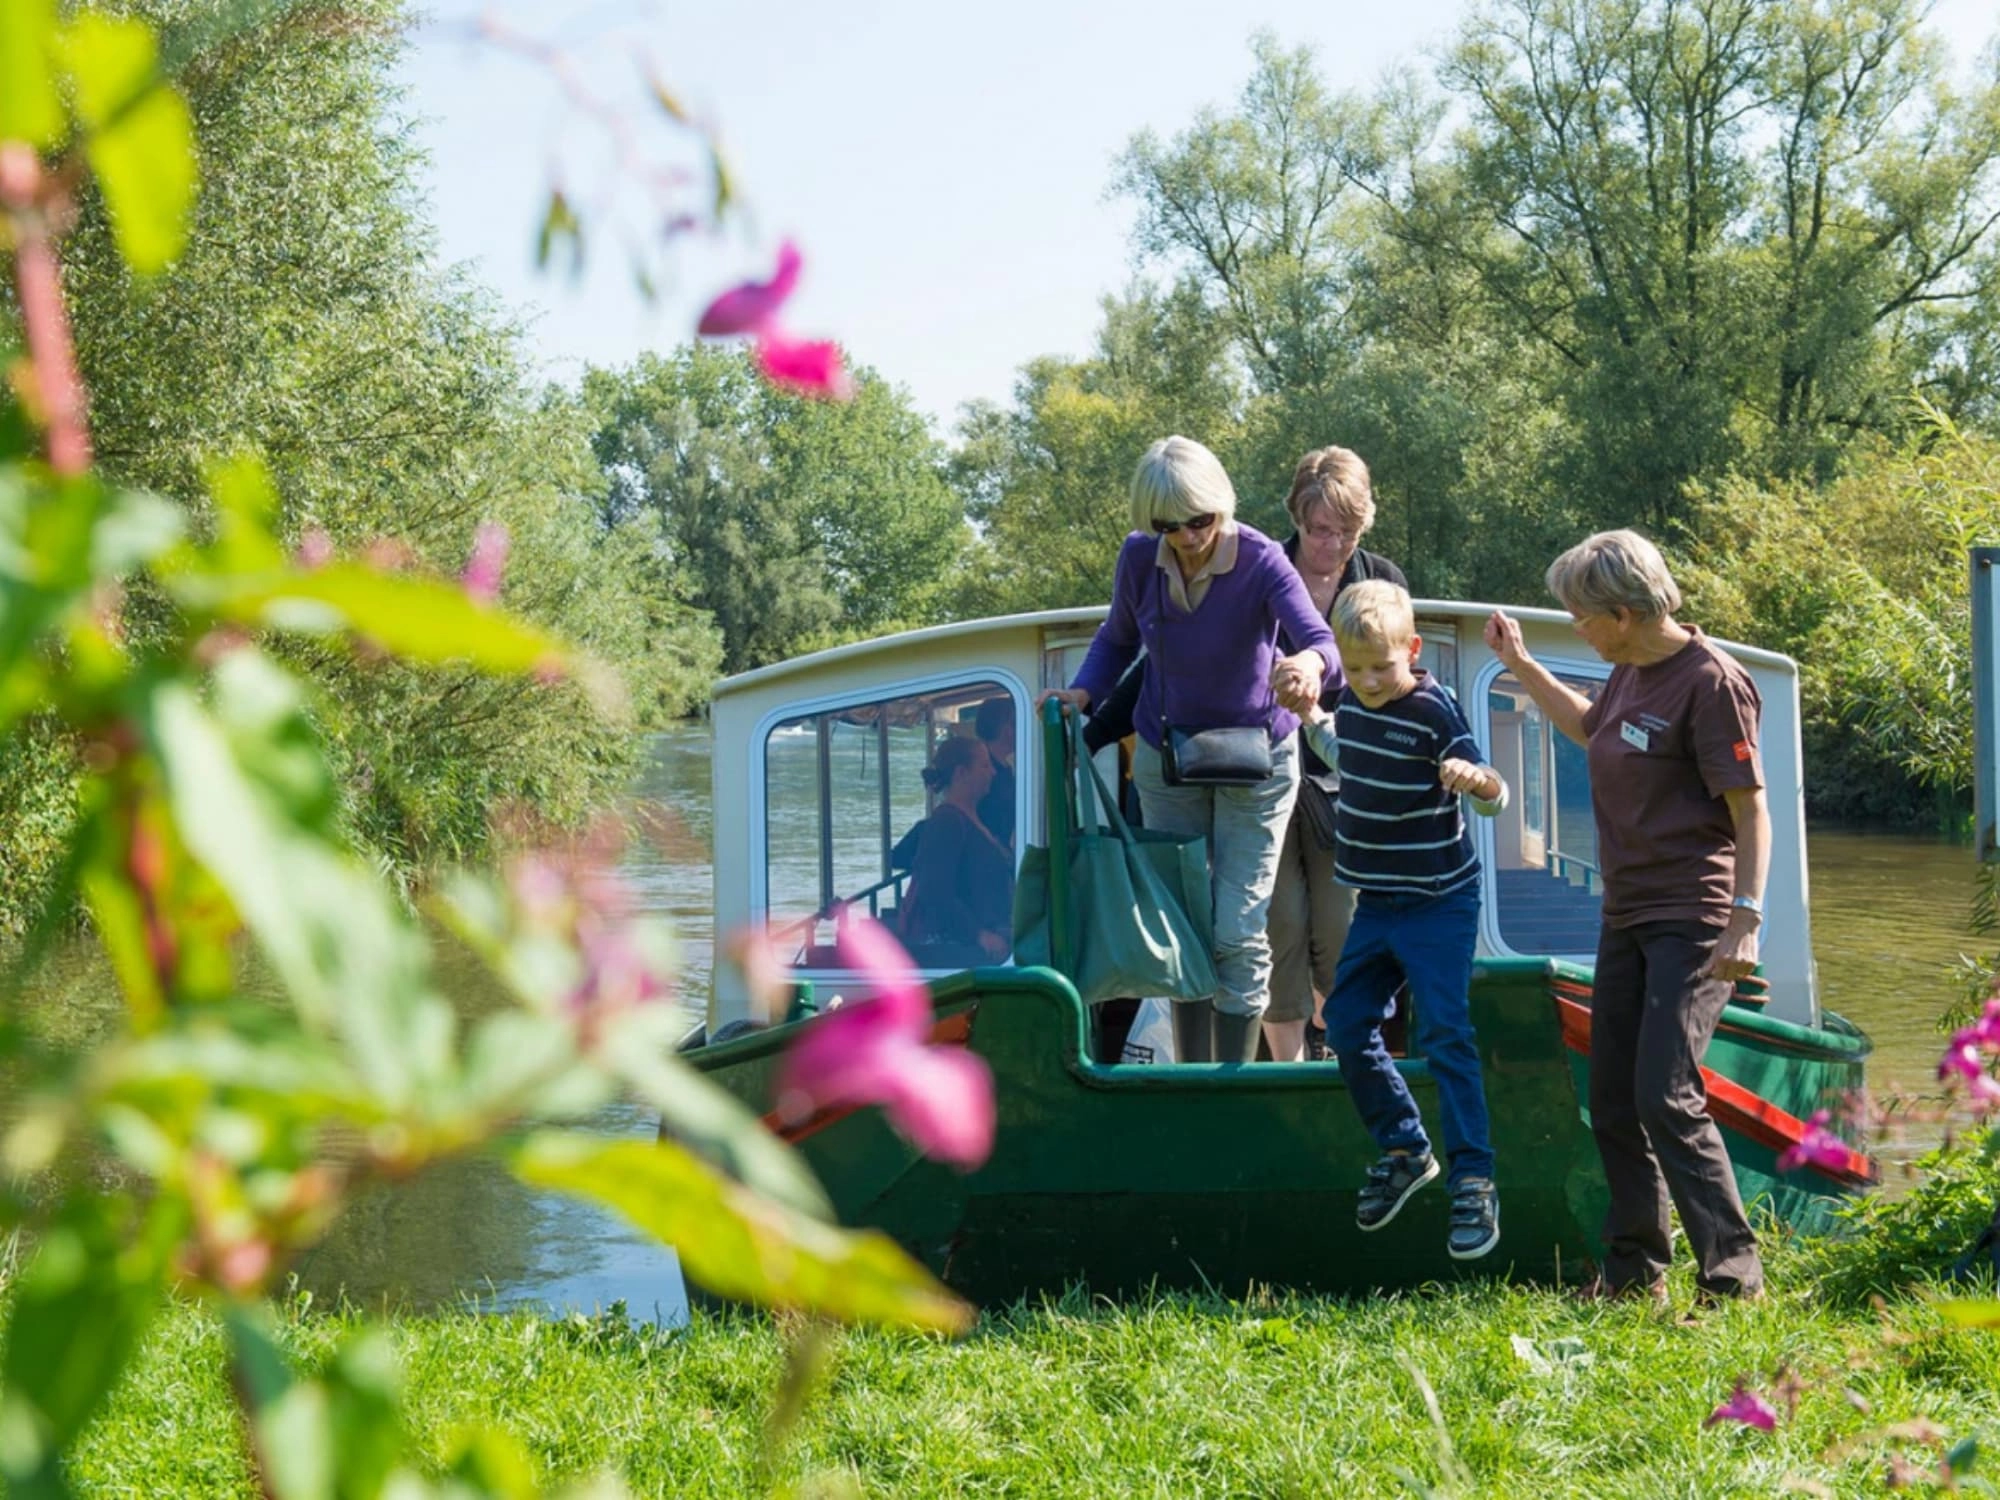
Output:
[
  {"xmin": 1939, "ymin": 1039, "xmax": 2000, "ymax": 1110},
  {"xmin": 753, "ymin": 333, "xmax": 854, "ymax": 401},
  {"xmin": 1777, "ymin": 1109, "xmax": 1856, "ymax": 1174},
  {"xmin": 462, "ymin": 522, "xmax": 509, "ymax": 605},
  {"xmin": 294, "ymin": 527, "xmax": 334, "ymax": 570},
  {"xmin": 1956, "ymin": 996, "xmax": 2000, "ymax": 1052},
  {"xmin": 1705, "ymin": 1380, "xmax": 1778, "ymax": 1431},
  {"xmin": 775, "ymin": 915, "xmax": 995, "ymax": 1169},
  {"xmin": 696, "ymin": 239, "xmax": 801, "ymax": 336}
]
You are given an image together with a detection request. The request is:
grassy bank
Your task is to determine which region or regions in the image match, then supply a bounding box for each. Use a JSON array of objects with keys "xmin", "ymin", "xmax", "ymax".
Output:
[{"xmin": 49, "ymin": 1253, "xmax": 2000, "ymax": 1498}]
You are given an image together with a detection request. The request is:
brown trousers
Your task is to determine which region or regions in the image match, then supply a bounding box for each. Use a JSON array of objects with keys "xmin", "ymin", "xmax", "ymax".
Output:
[{"xmin": 1590, "ymin": 919, "xmax": 1764, "ymax": 1297}]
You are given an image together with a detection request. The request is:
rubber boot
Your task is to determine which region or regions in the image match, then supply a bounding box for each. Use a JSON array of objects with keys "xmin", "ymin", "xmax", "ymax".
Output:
[
  {"xmin": 1172, "ymin": 1000, "xmax": 1214, "ymax": 1063},
  {"xmin": 1213, "ymin": 1009, "xmax": 1262, "ymax": 1065}
]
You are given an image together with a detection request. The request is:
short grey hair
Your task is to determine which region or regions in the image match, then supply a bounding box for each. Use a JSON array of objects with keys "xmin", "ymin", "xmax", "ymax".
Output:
[
  {"xmin": 1129, "ymin": 435, "xmax": 1237, "ymax": 532},
  {"xmin": 1545, "ymin": 529, "xmax": 1683, "ymax": 622}
]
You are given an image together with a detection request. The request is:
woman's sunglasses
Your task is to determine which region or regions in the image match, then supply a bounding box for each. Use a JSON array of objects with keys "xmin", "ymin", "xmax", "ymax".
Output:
[{"xmin": 1152, "ymin": 512, "xmax": 1220, "ymax": 536}]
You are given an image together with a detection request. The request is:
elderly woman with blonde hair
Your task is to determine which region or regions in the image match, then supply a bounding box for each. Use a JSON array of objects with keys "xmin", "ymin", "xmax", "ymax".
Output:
[
  {"xmin": 1484, "ymin": 530, "xmax": 1769, "ymax": 1306},
  {"xmin": 1043, "ymin": 436, "xmax": 1338, "ymax": 1063},
  {"xmin": 1266, "ymin": 445, "xmax": 1408, "ymax": 1062}
]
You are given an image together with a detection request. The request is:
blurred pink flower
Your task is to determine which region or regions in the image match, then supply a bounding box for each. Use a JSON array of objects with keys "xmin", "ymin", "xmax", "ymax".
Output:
[
  {"xmin": 1777, "ymin": 1109, "xmax": 1856, "ymax": 1174},
  {"xmin": 775, "ymin": 915, "xmax": 995, "ymax": 1169},
  {"xmin": 295, "ymin": 527, "xmax": 334, "ymax": 570},
  {"xmin": 462, "ymin": 521, "xmax": 510, "ymax": 604},
  {"xmin": 696, "ymin": 239, "xmax": 801, "ymax": 336},
  {"xmin": 1955, "ymin": 996, "xmax": 2000, "ymax": 1051},
  {"xmin": 1705, "ymin": 1381, "xmax": 1777, "ymax": 1431},
  {"xmin": 1939, "ymin": 1037, "xmax": 2000, "ymax": 1110},
  {"xmin": 754, "ymin": 334, "xmax": 854, "ymax": 401}
]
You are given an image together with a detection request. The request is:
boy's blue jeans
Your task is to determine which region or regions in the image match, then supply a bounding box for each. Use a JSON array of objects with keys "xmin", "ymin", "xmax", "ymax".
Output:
[{"xmin": 1326, "ymin": 882, "xmax": 1495, "ymax": 1184}]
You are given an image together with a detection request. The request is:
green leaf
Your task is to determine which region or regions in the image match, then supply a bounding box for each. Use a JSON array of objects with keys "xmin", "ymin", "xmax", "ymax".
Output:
[
  {"xmin": 534, "ymin": 188, "xmax": 583, "ymax": 279},
  {"xmin": 89, "ymin": 487, "xmax": 185, "ymax": 576},
  {"xmin": 61, "ymin": 11, "xmax": 196, "ymax": 273},
  {"xmin": 0, "ymin": 1196, "xmax": 173, "ymax": 1498},
  {"xmin": 141, "ymin": 654, "xmax": 455, "ymax": 1110},
  {"xmin": 1940, "ymin": 1300, "xmax": 2000, "ymax": 1331},
  {"xmin": 225, "ymin": 1307, "xmax": 405, "ymax": 1500},
  {"xmin": 596, "ymin": 1003, "xmax": 834, "ymax": 1222},
  {"xmin": 202, "ymin": 453, "xmax": 285, "ymax": 574},
  {"xmin": 0, "ymin": 0, "xmax": 63, "ymax": 146},
  {"xmin": 509, "ymin": 1131, "xmax": 970, "ymax": 1333},
  {"xmin": 173, "ymin": 565, "xmax": 568, "ymax": 677}
]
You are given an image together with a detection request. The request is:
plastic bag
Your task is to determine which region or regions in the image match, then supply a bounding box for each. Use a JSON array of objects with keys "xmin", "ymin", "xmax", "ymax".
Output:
[{"xmin": 1119, "ymin": 996, "xmax": 1177, "ymax": 1064}]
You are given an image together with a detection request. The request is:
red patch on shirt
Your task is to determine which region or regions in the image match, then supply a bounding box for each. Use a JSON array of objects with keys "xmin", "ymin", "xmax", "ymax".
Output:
[{"xmin": 1733, "ymin": 740, "xmax": 1754, "ymax": 762}]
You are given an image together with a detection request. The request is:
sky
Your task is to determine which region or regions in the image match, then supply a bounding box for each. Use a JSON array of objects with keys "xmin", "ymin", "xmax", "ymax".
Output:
[{"xmin": 399, "ymin": 0, "xmax": 2000, "ymax": 435}]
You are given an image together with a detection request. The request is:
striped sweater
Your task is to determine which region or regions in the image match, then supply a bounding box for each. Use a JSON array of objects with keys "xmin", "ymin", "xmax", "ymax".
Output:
[{"xmin": 1300, "ymin": 672, "xmax": 1508, "ymax": 896}]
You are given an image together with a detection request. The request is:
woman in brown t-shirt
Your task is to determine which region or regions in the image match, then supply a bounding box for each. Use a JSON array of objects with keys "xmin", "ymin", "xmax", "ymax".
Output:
[{"xmin": 1484, "ymin": 529, "xmax": 1768, "ymax": 1308}]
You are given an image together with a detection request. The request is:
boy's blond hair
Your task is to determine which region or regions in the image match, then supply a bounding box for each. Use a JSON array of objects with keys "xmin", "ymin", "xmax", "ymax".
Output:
[{"xmin": 1331, "ymin": 578, "xmax": 1415, "ymax": 649}]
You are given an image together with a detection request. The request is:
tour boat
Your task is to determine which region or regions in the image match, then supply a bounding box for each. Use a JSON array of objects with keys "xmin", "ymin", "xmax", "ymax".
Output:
[{"xmin": 684, "ymin": 602, "xmax": 1874, "ymax": 1303}]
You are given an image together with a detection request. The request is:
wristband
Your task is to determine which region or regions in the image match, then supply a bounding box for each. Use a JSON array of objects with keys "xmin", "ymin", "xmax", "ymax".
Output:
[{"xmin": 1730, "ymin": 894, "xmax": 1764, "ymax": 918}]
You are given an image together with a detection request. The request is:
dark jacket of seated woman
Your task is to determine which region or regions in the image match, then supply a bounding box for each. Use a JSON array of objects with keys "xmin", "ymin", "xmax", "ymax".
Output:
[{"xmin": 902, "ymin": 736, "xmax": 1014, "ymax": 968}]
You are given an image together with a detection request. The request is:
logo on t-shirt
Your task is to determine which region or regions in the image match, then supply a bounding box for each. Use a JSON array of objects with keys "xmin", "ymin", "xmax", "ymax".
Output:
[{"xmin": 1733, "ymin": 740, "xmax": 1754, "ymax": 762}]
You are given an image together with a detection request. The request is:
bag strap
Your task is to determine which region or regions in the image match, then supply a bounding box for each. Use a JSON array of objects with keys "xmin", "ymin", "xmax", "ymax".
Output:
[{"xmin": 1068, "ymin": 708, "xmax": 1139, "ymax": 846}]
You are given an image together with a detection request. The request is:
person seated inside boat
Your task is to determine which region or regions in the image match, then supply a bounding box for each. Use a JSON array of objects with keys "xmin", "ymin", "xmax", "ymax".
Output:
[
  {"xmin": 974, "ymin": 695, "xmax": 1017, "ymax": 850},
  {"xmin": 899, "ymin": 735, "xmax": 1015, "ymax": 968},
  {"xmin": 1300, "ymin": 580, "xmax": 1508, "ymax": 1262},
  {"xmin": 1485, "ymin": 530, "xmax": 1769, "ymax": 1306}
]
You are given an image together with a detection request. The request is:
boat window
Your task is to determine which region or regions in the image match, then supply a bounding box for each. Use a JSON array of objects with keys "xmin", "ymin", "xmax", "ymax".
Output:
[
  {"xmin": 764, "ymin": 678, "xmax": 1019, "ymax": 973},
  {"xmin": 1484, "ymin": 667, "xmax": 1606, "ymax": 958},
  {"xmin": 1416, "ymin": 618, "xmax": 1458, "ymax": 700}
]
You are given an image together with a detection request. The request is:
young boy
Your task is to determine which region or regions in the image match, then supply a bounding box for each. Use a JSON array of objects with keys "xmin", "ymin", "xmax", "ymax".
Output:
[{"xmin": 1300, "ymin": 580, "xmax": 1509, "ymax": 1260}]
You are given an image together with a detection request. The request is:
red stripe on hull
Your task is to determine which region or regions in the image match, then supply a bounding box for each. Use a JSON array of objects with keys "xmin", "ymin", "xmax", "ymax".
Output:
[{"xmin": 1553, "ymin": 993, "xmax": 1877, "ymax": 1188}]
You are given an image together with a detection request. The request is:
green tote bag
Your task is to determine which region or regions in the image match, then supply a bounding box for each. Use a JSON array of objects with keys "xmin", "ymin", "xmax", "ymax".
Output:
[{"xmin": 1014, "ymin": 713, "xmax": 1218, "ymax": 1005}]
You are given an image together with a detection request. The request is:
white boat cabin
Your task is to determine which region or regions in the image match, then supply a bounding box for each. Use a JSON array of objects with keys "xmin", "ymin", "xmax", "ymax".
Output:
[{"xmin": 708, "ymin": 603, "xmax": 1818, "ymax": 1029}]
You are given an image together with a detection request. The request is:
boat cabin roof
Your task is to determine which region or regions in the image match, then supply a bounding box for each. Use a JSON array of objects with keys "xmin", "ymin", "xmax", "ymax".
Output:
[{"xmin": 708, "ymin": 602, "xmax": 1816, "ymax": 1027}]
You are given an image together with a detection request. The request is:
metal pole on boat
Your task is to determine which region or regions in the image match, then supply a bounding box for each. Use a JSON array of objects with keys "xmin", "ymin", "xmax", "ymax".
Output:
[{"xmin": 1042, "ymin": 697, "xmax": 1074, "ymax": 976}]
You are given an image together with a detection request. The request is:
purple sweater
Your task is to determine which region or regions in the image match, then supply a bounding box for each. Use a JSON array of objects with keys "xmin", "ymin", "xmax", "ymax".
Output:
[{"xmin": 1072, "ymin": 525, "xmax": 1341, "ymax": 748}]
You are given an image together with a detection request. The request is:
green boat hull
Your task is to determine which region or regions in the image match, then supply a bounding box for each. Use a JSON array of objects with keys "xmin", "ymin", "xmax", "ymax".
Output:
[{"xmin": 688, "ymin": 958, "xmax": 1873, "ymax": 1304}]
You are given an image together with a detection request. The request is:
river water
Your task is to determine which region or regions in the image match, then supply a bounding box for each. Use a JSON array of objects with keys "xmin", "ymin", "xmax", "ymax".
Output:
[{"xmin": 20, "ymin": 727, "xmax": 1992, "ymax": 1317}]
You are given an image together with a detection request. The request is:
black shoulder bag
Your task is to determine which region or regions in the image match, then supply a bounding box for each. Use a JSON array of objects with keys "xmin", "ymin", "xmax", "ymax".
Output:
[{"xmin": 1154, "ymin": 571, "xmax": 1275, "ymax": 786}]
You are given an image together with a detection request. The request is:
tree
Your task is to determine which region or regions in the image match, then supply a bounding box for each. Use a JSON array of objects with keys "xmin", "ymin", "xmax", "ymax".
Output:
[
  {"xmin": 0, "ymin": 0, "xmax": 719, "ymax": 919},
  {"xmin": 1108, "ymin": 7, "xmax": 2000, "ymax": 563},
  {"xmin": 585, "ymin": 347, "xmax": 967, "ymax": 673},
  {"xmin": 942, "ymin": 283, "xmax": 1245, "ymax": 618}
]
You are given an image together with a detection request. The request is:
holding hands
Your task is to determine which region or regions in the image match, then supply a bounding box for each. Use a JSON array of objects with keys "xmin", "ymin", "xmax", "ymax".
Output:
[{"xmin": 1269, "ymin": 651, "xmax": 1325, "ymax": 716}]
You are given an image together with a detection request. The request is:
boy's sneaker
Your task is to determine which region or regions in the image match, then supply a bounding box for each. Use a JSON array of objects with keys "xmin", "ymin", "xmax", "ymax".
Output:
[
  {"xmin": 1356, "ymin": 1151, "xmax": 1440, "ymax": 1231},
  {"xmin": 1447, "ymin": 1177, "xmax": 1501, "ymax": 1260}
]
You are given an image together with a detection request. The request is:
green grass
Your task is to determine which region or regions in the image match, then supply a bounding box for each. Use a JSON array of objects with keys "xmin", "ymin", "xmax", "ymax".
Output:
[{"xmin": 50, "ymin": 1250, "xmax": 2000, "ymax": 1499}]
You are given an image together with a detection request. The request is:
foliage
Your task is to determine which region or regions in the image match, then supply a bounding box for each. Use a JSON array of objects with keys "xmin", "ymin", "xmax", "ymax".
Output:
[
  {"xmin": 1802, "ymin": 1128, "xmax": 2000, "ymax": 1304},
  {"xmin": 1678, "ymin": 416, "xmax": 2000, "ymax": 821},
  {"xmin": 944, "ymin": 283, "xmax": 1247, "ymax": 618},
  {"xmin": 0, "ymin": 8, "xmax": 970, "ymax": 1499},
  {"xmin": 0, "ymin": 0, "xmax": 726, "ymax": 932},
  {"xmin": 962, "ymin": 5, "xmax": 2000, "ymax": 615},
  {"xmin": 584, "ymin": 347, "xmax": 966, "ymax": 674},
  {"xmin": 47, "ymin": 1276, "xmax": 2000, "ymax": 1497}
]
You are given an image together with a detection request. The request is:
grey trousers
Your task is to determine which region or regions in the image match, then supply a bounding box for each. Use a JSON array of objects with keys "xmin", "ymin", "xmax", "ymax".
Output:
[
  {"xmin": 1590, "ymin": 919, "xmax": 1764, "ymax": 1297},
  {"xmin": 1132, "ymin": 734, "xmax": 1300, "ymax": 1019},
  {"xmin": 1266, "ymin": 793, "xmax": 1356, "ymax": 1025}
]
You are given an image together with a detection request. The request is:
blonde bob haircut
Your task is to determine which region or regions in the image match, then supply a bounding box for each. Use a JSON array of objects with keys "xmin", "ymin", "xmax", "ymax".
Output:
[
  {"xmin": 1129, "ymin": 435, "xmax": 1238, "ymax": 533},
  {"xmin": 1545, "ymin": 529, "xmax": 1683, "ymax": 622},
  {"xmin": 1286, "ymin": 446, "xmax": 1375, "ymax": 536},
  {"xmin": 1331, "ymin": 578, "xmax": 1416, "ymax": 650}
]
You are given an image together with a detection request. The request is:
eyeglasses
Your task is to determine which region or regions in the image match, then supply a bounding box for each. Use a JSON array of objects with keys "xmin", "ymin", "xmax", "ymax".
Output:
[{"xmin": 1152, "ymin": 513, "xmax": 1220, "ymax": 536}]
